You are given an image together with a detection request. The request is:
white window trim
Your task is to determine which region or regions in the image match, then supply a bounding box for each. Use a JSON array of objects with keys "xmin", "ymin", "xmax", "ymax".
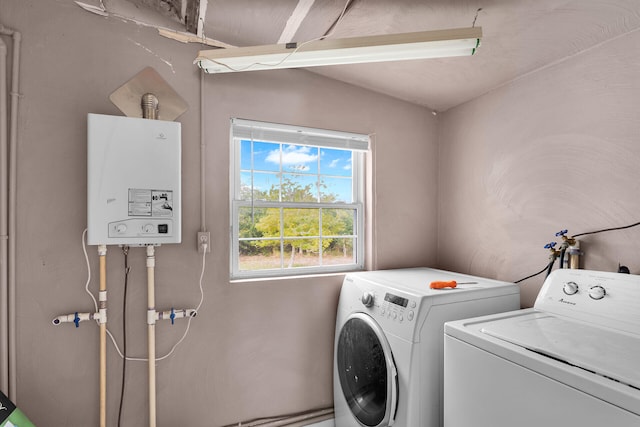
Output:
[{"xmin": 230, "ymin": 118, "xmax": 368, "ymax": 280}]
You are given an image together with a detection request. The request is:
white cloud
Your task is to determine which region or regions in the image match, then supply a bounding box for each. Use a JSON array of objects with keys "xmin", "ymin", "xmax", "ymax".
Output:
[{"xmin": 266, "ymin": 145, "xmax": 318, "ymax": 166}]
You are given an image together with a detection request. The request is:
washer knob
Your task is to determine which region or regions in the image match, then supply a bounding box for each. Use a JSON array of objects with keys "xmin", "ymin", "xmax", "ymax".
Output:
[
  {"xmin": 589, "ymin": 285, "xmax": 606, "ymax": 300},
  {"xmin": 116, "ymin": 224, "xmax": 127, "ymax": 233},
  {"xmin": 361, "ymin": 292, "xmax": 374, "ymax": 308},
  {"xmin": 563, "ymin": 281, "xmax": 579, "ymax": 295}
]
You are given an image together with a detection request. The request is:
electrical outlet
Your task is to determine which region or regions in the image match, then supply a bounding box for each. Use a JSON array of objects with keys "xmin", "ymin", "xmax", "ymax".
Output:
[{"xmin": 197, "ymin": 231, "xmax": 211, "ymax": 253}]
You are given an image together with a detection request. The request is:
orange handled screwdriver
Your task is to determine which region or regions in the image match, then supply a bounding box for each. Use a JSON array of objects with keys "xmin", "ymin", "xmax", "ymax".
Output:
[{"xmin": 429, "ymin": 280, "xmax": 477, "ymax": 289}]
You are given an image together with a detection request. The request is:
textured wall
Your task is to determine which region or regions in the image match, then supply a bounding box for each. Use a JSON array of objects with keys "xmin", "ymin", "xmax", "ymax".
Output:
[
  {"xmin": 438, "ymin": 28, "xmax": 640, "ymax": 307},
  {"xmin": 1, "ymin": 1, "xmax": 438, "ymax": 425}
]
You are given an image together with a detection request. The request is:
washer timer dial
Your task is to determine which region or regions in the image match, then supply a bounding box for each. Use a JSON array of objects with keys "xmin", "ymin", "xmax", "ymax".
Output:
[
  {"xmin": 563, "ymin": 281, "xmax": 579, "ymax": 295},
  {"xmin": 588, "ymin": 285, "xmax": 606, "ymax": 300},
  {"xmin": 361, "ymin": 292, "xmax": 374, "ymax": 308}
]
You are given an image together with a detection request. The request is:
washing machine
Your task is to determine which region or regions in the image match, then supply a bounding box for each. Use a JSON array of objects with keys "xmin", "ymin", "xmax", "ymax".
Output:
[
  {"xmin": 444, "ymin": 269, "xmax": 640, "ymax": 427},
  {"xmin": 333, "ymin": 267, "xmax": 520, "ymax": 427}
]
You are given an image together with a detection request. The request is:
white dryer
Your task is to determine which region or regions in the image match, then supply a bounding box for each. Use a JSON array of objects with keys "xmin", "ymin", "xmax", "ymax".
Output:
[
  {"xmin": 444, "ymin": 269, "xmax": 640, "ymax": 427},
  {"xmin": 333, "ymin": 268, "xmax": 520, "ymax": 427}
]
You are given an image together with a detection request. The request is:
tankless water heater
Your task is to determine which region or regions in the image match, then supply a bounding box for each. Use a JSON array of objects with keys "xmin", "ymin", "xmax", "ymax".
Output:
[{"xmin": 87, "ymin": 113, "xmax": 181, "ymax": 245}]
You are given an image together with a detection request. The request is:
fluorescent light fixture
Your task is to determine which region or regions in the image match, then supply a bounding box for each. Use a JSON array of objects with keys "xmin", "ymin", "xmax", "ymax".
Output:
[{"xmin": 195, "ymin": 27, "xmax": 482, "ymax": 73}]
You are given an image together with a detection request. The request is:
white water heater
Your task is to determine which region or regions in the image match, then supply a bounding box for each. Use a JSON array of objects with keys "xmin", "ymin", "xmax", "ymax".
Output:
[{"xmin": 87, "ymin": 113, "xmax": 181, "ymax": 245}]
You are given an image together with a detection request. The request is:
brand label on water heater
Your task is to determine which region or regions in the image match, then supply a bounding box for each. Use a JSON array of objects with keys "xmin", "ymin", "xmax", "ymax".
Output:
[{"xmin": 128, "ymin": 189, "xmax": 174, "ymax": 217}]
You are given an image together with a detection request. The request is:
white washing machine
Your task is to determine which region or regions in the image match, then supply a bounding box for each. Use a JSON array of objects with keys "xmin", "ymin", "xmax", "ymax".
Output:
[
  {"xmin": 444, "ymin": 269, "xmax": 640, "ymax": 427},
  {"xmin": 333, "ymin": 267, "xmax": 520, "ymax": 427}
]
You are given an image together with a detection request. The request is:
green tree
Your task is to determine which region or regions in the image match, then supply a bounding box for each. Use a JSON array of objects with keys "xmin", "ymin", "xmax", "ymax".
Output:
[
  {"xmin": 252, "ymin": 176, "xmax": 352, "ymax": 267},
  {"xmin": 238, "ymin": 185, "xmax": 268, "ymax": 255}
]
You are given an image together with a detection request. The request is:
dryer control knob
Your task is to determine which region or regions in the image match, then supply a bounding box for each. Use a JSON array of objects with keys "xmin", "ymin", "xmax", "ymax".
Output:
[
  {"xmin": 361, "ymin": 292, "xmax": 374, "ymax": 308},
  {"xmin": 589, "ymin": 285, "xmax": 606, "ymax": 300},
  {"xmin": 563, "ymin": 281, "xmax": 579, "ymax": 295}
]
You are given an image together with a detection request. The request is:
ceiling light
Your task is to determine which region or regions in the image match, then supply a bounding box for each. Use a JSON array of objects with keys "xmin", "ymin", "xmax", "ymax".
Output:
[{"xmin": 195, "ymin": 27, "xmax": 482, "ymax": 74}]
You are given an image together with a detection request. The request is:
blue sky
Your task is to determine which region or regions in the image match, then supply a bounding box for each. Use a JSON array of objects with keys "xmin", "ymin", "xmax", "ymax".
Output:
[{"xmin": 241, "ymin": 140, "xmax": 353, "ymax": 202}]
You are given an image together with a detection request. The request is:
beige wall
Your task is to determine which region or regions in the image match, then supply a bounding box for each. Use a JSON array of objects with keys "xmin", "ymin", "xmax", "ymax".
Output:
[
  {"xmin": 2, "ymin": 1, "xmax": 438, "ymax": 425},
  {"xmin": 9, "ymin": 0, "xmax": 639, "ymax": 425},
  {"xmin": 438, "ymin": 28, "xmax": 640, "ymax": 307}
]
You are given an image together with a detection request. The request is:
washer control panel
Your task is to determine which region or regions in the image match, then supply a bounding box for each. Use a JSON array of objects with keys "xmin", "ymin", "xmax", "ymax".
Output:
[
  {"xmin": 356, "ymin": 288, "xmax": 418, "ymax": 327},
  {"xmin": 379, "ymin": 292, "xmax": 416, "ymax": 323},
  {"xmin": 536, "ymin": 269, "xmax": 640, "ymax": 335}
]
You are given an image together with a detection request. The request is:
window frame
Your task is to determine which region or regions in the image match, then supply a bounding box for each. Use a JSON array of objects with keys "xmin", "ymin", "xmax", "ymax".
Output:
[{"xmin": 229, "ymin": 118, "xmax": 367, "ymax": 280}]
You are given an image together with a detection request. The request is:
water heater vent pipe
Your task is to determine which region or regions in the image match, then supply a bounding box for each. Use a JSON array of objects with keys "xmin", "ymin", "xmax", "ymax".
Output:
[{"xmin": 141, "ymin": 93, "xmax": 159, "ymax": 120}]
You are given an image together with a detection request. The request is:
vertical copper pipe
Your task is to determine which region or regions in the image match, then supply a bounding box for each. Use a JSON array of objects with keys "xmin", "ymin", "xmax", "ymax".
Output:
[
  {"xmin": 0, "ymin": 36, "xmax": 8, "ymax": 397},
  {"xmin": 142, "ymin": 98, "xmax": 158, "ymax": 427},
  {"xmin": 146, "ymin": 245, "xmax": 156, "ymax": 427},
  {"xmin": 0, "ymin": 24, "xmax": 21, "ymax": 402},
  {"xmin": 98, "ymin": 245, "xmax": 107, "ymax": 427}
]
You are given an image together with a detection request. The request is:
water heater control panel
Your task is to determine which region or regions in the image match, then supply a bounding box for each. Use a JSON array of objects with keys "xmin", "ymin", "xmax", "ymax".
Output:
[{"xmin": 87, "ymin": 113, "xmax": 181, "ymax": 245}]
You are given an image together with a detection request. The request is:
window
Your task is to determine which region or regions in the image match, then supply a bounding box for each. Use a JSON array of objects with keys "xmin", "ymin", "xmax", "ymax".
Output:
[{"xmin": 230, "ymin": 119, "xmax": 368, "ymax": 279}]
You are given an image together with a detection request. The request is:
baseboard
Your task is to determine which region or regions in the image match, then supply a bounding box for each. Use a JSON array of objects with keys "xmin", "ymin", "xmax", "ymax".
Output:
[{"xmin": 304, "ymin": 419, "xmax": 334, "ymax": 427}]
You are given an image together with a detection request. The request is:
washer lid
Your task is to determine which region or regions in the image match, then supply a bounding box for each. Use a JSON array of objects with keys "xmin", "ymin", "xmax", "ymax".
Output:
[{"xmin": 481, "ymin": 314, "xmax": 640, "ymax": 390}]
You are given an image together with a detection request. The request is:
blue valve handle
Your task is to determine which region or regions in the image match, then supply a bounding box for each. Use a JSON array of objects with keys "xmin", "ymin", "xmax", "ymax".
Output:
[
  {"xmin": 74, "ymin": 312, "xmax": 80, "ymax": 328},
  {"xmin": 544, "ymin": 242, "xmax": 557, "ymax": 250},
  {"xmin": 555, "ymin": 229, "xmax": 568, "ymax": 237},
  {"xmin": 170, "ymin": 308, "xmax": 175, "ymax": 325}
]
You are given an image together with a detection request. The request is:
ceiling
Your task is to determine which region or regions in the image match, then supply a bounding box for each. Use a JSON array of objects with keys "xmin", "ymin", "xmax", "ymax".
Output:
[{"xmin": 120, "ymin": 0, "xmax": 640, "ymax": 112}]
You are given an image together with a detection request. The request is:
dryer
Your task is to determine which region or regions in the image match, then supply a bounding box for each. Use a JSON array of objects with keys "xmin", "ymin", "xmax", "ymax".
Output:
[
  {"xmin": 444, "ymin": 269, "xmax": 640, "ymax": 427},
  {"xmin": 333, "ymin": 268, "xmax": 520, "ymax": 427}
]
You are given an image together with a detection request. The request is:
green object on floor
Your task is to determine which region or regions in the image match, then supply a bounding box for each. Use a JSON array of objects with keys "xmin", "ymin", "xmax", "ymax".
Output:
[{"xmin": 0, "ymin": 391, "xmax": 35, "ymax": 427}]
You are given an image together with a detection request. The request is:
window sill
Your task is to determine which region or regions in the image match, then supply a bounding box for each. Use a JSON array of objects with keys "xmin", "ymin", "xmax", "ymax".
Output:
[{"xmin": 230, "ymin": 268, "xmax": 364, "ymax": 284}]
